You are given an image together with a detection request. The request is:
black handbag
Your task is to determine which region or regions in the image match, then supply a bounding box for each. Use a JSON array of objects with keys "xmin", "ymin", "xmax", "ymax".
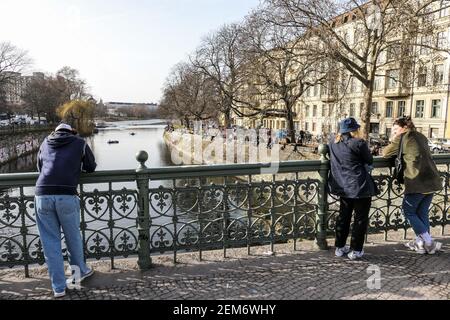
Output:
[{"xmin": 393, "ymin": 134, "xmax": 405, "ymax": 184}]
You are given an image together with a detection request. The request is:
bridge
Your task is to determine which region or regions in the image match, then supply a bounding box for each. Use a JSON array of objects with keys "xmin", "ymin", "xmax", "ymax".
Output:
[{"xmin": 1, "ymin": 146, "xmax": 448, "ymax": 279}]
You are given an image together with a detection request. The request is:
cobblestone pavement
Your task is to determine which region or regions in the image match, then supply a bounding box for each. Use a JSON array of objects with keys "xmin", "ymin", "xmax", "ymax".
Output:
[{"xmin": 1, "ymin": 235, "xmax": 449, "ymax": 300}]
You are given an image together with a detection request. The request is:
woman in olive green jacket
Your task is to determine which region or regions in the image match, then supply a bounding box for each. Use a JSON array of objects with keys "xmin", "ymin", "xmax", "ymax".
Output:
[{"xmin": 383, "ymin": 117, "xmax": 442, "ymax": 254}]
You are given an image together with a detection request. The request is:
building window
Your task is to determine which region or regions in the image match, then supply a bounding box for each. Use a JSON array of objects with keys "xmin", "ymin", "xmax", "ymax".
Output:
[
  {"xmin": 433, "ymin": 65, "xmax": 444, "ymax": 85},
  {"xmin": 398, "ymin": 101, "xmax": 406, "ymax": 117},
  {"xmin": 305, "ymin": 105, "xmax": 310, "ymax": 117},
  {"xmin": 312, "ymin": 123, "xmax": 316, "ymax": 132},
  {"xmin": 374, "ymin": 76, "xmax": 382, "ymax": 91},
  {"xmin": 349, "ymin": 103, "xmax": 355, "ymax": 117},
  {"xmin": 320, "ymin": 83, "xmax": 327, "ymax": 96},
  {"xmin": 314, "ymin": 85, "xmax": 319, "ymax": 97},
  {"xmin": 437, "ymin": 31, "xmax": 446, "ymax": 49},
  {"xmin": 430, "ymin": 128, "xmax": 439, "ymax": 139},
  {"xmin": 313, "ymin": 105, "xmax": 317, "ymax": 117},
  {"xmin": 386, "ymin": 69, "xmax": 399, "ymax": 89},
  {"xmin": 420, "ymin": 36, "xmax": 431, "ymax": 55},
  {"xmin": 322, "ymin": 105, "xmax": 327, "ymax": 117},
  {"xmin": 440, "ymin": 0, "xmax": 450, "ymax": 17},
  {"xmin": 431, "ymin": 99, "xmax": 441, "ymax": 118},
  {"xmin": 415, "ymin": 100, "xmax": 425, "ymax": 118},
  {"xmin": 350, "ymin": 78, "xmax": 356, "ymax": 93},
  {"xmin": 305, "ymin": 122, "xmax": 309, "ymax": 131},
  {"xmin": 370, "ymin": 123, "xmax": 380, "ymax": 134},
  {"xmin": 418, "ymin": 66, "xmax": 427, "ymax": 87},
  {"xmin": 386, "ymin": 101, "xmax": 394, "ymax": 118},
  {"xmin": 371, "ymin": 102, "xmax": 379, "ymax": 116},
  {"xmin": 386, "ymin": 127, "xmax": 392, "ymax": 138},
  {"xmin": 386, "ymin": 44, "xmax": 401, "ymax": 62}
]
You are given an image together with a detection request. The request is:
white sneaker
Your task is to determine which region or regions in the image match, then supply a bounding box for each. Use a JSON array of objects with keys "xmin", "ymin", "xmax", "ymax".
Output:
[
  {"xmin": 424, "ymin": 241, "xmax": 443, "ymax": 255},
  {"xmin": 348, "ymin": 250, "xmax": 364, "ymax": 260},
  {"xmin": 53, "ymin": 290, "xmax": 66, "ymax": 298},
  {"xmin": 405, "ymin": 239, "xmax": 426, "ymax": 254},
  {"xmin": 335, "ymin": 245, "xmax": 351, "ymax": 257},
  {"xmin": 66, "ymin": 268, "xmax": 94, "ymax": 288}
]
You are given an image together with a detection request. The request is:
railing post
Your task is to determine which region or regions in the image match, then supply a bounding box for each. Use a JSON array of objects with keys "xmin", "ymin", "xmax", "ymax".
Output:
[
  {"xmin": 315, "ymin": 144, "xmax": 330, "ymax": 250},
  {"xmin": 135, "ymin": 151, "xmax": 152, "ymax": 269}
]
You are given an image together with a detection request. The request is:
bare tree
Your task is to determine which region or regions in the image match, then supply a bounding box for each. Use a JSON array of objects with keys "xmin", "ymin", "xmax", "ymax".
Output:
[
  {"xmin": 56, "ymin": 66, "xmax": 88, "ymax": 101},
  {"xmin": 242, "ymin": 10, "xmax": 330, "ymax": 145},
  {"xmin": 0, "ymin": 42, "xmax": 31, "ymax": 115},
  {"xmin": 21, "ymin": 75, "xmax": 61, "ymax": 123},
  {"xmin": 265, "ymin": 0, "xmax": 449, "ymax": 137},
  {"xmin": 159, "ymin": 62, "xmax": 219, "ymax": 128},
  {"xmin": 191, "ymin": 23, "xmax": 263, "ymax": 128}
]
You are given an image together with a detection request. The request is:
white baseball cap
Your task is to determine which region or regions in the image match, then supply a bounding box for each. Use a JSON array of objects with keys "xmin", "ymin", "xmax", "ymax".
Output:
[{"xmin": 55, "ymin": 123, "xmax": 73, "ymax": 132}]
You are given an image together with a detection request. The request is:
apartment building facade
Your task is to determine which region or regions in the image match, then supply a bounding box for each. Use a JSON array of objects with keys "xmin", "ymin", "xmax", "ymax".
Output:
[
  {"xmin": 2, "ymin": 72, "xmax": 45, "ymax": 106},
  {"xmin": 234, "ymin": 2, "xmax": 450, "ymax": 139}
]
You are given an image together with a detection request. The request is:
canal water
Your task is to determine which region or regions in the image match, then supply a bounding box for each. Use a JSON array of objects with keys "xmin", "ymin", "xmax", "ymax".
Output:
[
  {"xmin": 1, "ymin": 119, "xmax": 173, "ymax": 174},
  {"xmin": 0, "ymin": 120, "xmax": 193, "ymax": 245},
  {"xmin": 0, "ymin": 120, "xmax": 251, "ymax": 255}
]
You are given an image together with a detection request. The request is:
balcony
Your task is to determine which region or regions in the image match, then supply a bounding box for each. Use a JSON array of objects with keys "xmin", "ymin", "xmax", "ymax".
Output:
[{"xmin": 384, "ymin": 86, "xmax": 411, "ymax": 99}]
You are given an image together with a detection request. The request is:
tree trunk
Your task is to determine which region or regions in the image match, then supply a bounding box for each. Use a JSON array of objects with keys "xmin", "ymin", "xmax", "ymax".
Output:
[
  {"xmin": 223, "ymin": 109, "xmax": 232, "ymax": 129},
  {"xmin": 286, "ymin": 107, "xmax": 297, "ymax": 149},
  {"xmin": 361, "ymin": 84, "xmax": 374, "ymax": 140}
]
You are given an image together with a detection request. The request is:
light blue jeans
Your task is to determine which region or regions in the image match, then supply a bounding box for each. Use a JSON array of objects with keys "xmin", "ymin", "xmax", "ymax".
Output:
[
  {"xmin": 35, "ymin": 195, "xmax": 90, "ymax": 293},
  {"xmin": 402, "ymin": 193, "xmax": 433, "ymax": 236}
]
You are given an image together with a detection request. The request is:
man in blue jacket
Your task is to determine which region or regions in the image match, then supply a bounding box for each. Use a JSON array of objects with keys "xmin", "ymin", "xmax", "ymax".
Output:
[{"xmin": 35, "ymin": 123, "xmax": 97, "ymax": 298}]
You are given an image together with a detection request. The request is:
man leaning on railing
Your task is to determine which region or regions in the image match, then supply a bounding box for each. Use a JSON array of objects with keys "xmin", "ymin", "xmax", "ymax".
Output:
[{"xmin": 34, "ymin": 123, "xmax": 97, "ymax": 298}]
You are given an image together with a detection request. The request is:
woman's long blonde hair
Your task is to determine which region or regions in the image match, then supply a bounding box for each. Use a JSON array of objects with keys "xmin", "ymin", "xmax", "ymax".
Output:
[{"xmin": 335, "ymin": 128, "xmax": 363, "ymax": 143}]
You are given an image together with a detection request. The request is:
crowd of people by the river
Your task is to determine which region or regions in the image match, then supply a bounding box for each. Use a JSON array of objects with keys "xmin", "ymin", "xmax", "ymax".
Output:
[{"xmin": 164, "ymin": 121, "xmax": 393, "ymax": 156}]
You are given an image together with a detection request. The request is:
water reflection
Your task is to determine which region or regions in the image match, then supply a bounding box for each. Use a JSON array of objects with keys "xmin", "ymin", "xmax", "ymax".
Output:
[
  {"xmin": 0, "ymin": 152, "xmax": 38, "ymax": 174},
  {"xmin": 2, "ymin": 120, "xmax": 173, "ymax": 174},
  {"xmin": 0, "ymin": 120, "xmax": 174, "ymax": 197}
]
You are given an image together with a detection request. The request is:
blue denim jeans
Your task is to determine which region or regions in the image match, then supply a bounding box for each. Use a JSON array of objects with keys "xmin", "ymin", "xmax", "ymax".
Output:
[
  {"xmin": 402, "ymin": 193, "xmax": 433, "ymax": 236},
  {"xmin": 35, "ymin": 195, "xmax": 90, "ymax": 293}
]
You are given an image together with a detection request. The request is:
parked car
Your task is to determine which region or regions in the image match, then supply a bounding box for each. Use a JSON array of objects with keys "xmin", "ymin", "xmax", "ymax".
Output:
[
  {"xmin": 12, "ymin": 115, "xmax": 28, "ymax": 125},
  {"xmin": 0, "ymin": 120, "xmax": 10, "ymax": 127},
  {"xmin": 431, "ymin": 138, "xmax": 450, "ymax": 151},
  {"xmin": 428, "ymin": 139, "xmax": 443, "ymax": 154}
]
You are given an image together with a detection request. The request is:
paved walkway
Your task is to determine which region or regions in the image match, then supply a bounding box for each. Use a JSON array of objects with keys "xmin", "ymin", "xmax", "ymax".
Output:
[{"xmin": 1, "ymin": 234, "xmax": 449, "ymax": 300}]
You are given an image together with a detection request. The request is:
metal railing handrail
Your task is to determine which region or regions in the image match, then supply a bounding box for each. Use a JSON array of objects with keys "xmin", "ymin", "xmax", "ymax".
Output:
[
  {"xmin": 2, "ymin": 154, "xmax": 450, "ymax": 184},
  {"xmin": 1, "ymin": 147, "xmax": 449, "ymax": 276}
]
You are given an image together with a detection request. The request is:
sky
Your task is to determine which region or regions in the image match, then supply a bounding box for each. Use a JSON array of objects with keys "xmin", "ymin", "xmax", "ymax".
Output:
[{"xmin": 0, "ymin": 0, "xmax": 261, "ymax": 103}]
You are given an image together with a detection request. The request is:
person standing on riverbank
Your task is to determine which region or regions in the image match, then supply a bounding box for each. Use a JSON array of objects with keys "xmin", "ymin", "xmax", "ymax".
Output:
[{"xmin": 35, "ymin": 123, "xmax": 97, "ymax": 298}]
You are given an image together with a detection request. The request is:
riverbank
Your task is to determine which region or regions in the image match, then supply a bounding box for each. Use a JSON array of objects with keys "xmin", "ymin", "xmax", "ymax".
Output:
[
  {"xmin": 97, "ymin": 116, "xmax": 167, "ymax": 123},
  {"xmin": 163, "ymin": 131, "xmax": 320, "ymax": 165},
  {"xmin": 0, "ymin": 129, "xmax": 51, "ymax": 166}
]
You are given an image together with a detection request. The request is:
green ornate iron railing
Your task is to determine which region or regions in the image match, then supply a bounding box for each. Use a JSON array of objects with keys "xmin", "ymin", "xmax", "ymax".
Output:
[{"xmin": 0, "ymin": 147, "xmax": 449, "ymax": 276}]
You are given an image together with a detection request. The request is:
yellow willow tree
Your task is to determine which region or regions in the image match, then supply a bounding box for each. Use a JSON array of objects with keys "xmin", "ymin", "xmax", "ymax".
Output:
[{"xmin": 57, "ymin": 100, "xmax": 95, "ymax": 136}]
